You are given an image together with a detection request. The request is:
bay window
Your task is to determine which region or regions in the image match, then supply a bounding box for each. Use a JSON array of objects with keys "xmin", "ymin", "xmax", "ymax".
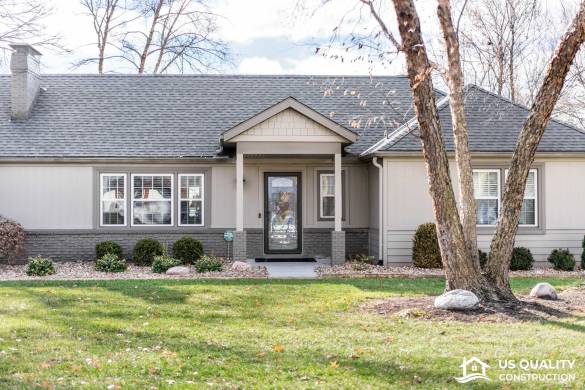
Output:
[
  {"xmin": 100, "ymin": 174, "xmax": 126, "ymax": 226},
  {"xmin": 179, "ymin": 174, "xmax": 204, "ymax": 226},
  {"xmin": 131, "ymin": 174, "xmax": 173, "ymax": 226}
]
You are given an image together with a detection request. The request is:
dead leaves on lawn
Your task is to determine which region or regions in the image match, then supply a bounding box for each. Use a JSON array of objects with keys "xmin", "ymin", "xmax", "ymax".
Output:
[{"xmin": 273, "ymin": 344, "xmax": 285, "ymax": 353}]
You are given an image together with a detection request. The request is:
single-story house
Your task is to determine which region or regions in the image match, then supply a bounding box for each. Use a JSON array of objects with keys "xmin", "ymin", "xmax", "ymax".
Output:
[{"xmin": 2, "ymin": 44, "xmax": 585, "ymax": 266}]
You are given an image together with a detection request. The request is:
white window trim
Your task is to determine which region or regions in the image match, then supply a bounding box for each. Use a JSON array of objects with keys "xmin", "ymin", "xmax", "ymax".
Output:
[
  {"xmin": 130, "ymin": 173, "xmax": 174, "ymax": 227},
  {"xmin": 178, "ymin": 173, "xmax": 205, "ymax": 227},
  {"xmin": 474, "ymin": 169, "xmax": 501, "ymax": 227},
  {"xmin": 505, "ymin": 168, "xmax": 538, "ymax": 227},
  {"xmin": 319, "ymin": 173, "xmax": 335, "ymax": 219},
  {"xmin": 100, "ymin": 173, "xmax": 127, "ymax": 227}
]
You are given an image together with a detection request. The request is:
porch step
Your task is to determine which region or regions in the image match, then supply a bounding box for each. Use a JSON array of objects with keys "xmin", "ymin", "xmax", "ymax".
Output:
[{"xmin": 255, "ymin": 258, "xmax": 316, "ymax": 263}]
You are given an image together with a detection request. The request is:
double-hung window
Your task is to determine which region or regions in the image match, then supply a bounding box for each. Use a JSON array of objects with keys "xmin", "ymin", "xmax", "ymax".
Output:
[
  {"xmin": 131, "ymin": 174, "xmax": 173, "ymax": 226},
  {"xmin": 179, "ymin": 174, "xmax": 204, "ymax": 226},
  {"xmin": 505, "ymin": 169, "xmax": 538, "ymax": 226},
  {"xmin": 320, "ymin": 173, "xmax": 336, "ymax": 219},
  {"xmin": 100, "ymin": 174, "xmax": 126, "ymax": 226},
  {"xmin": 318, "ymin": 172, "xmax": 345, "ymax": 220},
  {"xmin": 473, "ymin": 169, "xmax": 500, "ymax": 225}
]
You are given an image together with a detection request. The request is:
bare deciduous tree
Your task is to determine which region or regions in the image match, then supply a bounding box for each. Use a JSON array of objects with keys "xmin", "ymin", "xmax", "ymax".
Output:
[
  {"xmin": 79, "ymin": 0, "xmax": 230, "ymax": 74},
  {"xmin": 330, "ymin": 0, "xmax": 585, "ymax": 302},
  {"xmin": 0, "ymin": 0, "xmax": 64, "ymax": 63},
  {"xmin": 458, "ymin": 0, "xmax": 542, "ymax": 103}
]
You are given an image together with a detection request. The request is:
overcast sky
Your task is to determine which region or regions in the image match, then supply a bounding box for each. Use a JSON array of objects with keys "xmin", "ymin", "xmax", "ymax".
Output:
[
  {"xmin": 27, "ymin": 0, "xmax": 410, "ymax": 75},
  {"xmin": 4, "ymin": 0, "xmax": 575, "ymax": 76}
]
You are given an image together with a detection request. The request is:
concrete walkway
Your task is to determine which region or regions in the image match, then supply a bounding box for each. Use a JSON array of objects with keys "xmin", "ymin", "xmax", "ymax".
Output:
[{"xmin": 248, "ymin": 258, "xmax": 329, "ymax": 278}]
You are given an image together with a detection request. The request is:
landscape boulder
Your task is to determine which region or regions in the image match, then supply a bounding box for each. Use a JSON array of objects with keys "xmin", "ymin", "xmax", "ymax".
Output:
[
  {"xmin": 165, "ymin": 266, "xmax": 190, "ymax": 276},
  {"xmin": 529, "ymin": 282, "xmax": 558, "ymax": 300},
  {"xmin": 230, "ymin": 261, "xmax": 252, "ymax": 272},
  {"xmin": 434, "ymin": 289, "xmax": 479, "ymax": 310}
]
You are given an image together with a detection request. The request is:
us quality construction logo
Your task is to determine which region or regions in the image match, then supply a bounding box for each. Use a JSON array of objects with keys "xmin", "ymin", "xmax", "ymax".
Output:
[{"xmin": 455, "ymin": 357, "xmax": 576, "ymax": 384}]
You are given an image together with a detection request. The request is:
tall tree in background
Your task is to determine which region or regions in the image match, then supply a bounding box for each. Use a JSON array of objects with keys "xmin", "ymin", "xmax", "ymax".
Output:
[
  {"xmin": 458, "ymin": 0, "xmax": 542, "ymax": 103},
  {"xmin": 0, "ymin": 0, "xmax": 64, "ymax": 64},
  {"xmin": 79, "ymin": 0, "xmax": 130, "ymax": 74},
  {"xmin": 79, "ymin": 0, "xmax": 230, "ymax": 74}
]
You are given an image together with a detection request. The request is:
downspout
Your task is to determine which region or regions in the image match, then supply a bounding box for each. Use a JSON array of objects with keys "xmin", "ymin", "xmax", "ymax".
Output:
[{"xmin": 372, "ymin": 157, "xmax": 384, "ymax": 264}]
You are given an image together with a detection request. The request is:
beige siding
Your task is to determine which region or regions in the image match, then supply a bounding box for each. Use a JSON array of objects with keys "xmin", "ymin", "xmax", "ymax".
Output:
[
  {"xmin": 383, "ymin": 157, "xmax": 585, "ymax": 265},
  {"xmin": 210, "ymin": 159, "xmax": 369, "ymax": 229},
  {"xmin": 0, "ymin": 166, "xmax": 94, "ymax": 229}
]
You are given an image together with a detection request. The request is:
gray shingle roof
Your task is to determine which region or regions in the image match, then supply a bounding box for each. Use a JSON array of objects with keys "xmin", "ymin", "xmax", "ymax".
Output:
[
  {"xmin": 370, "ymin": 84, "xmax": 585, "ymax": 154},
  {"xmin": 0, "ymin": 74, "xmax": 422, "ymax": 159}
]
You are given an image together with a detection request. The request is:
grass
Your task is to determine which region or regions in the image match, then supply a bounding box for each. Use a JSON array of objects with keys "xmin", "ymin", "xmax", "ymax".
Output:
[{"xmin": 0, "ymin": 277, "xmax": 583, "ymax": 389}]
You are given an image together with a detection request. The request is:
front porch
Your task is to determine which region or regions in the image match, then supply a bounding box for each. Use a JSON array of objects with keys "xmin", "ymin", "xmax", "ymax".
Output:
[{"xmin": 221, "ymin": 97, "xmax": 359, "ymax": 264}]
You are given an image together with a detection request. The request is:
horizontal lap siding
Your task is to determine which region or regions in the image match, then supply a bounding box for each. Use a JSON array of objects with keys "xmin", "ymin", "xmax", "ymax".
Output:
[
  {"xmin": 383, "ymin": 158, "xmax": 585, "ymax": 266},
  {"xmin": 386, "ymin": 229, "xmax": 585, "ymax": 264}
]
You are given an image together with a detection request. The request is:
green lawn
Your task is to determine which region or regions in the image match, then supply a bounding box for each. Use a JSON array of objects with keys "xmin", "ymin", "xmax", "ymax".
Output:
[{"xmin": 0, "ymin": 277, "xmax": 583, "ymax": 389}]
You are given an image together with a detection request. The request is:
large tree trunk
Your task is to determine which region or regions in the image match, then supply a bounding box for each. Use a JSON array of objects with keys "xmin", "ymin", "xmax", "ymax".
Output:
[
  {"xmin": 391, "ymin": 0, "xmax": 487, "ymax": 295},
  {"xmin": 487, "ymin": 0, "xmax": 585, "ymax": 294},
  {"xmin": 437, "ymin": 0, "xmax": 480, "ymax": 271}
]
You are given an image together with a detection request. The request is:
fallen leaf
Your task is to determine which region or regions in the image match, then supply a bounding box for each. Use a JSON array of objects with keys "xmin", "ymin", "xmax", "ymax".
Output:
[
  {"xmin": 273, "ymin": 344, "xmax": 285, "ymax": 353},
  {"xmin": 330, "ymin": 360, "xmax": 339, "ymax": 368}
]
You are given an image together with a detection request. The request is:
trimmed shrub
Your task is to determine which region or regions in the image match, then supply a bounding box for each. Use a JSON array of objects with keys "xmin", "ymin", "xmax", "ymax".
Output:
[
  {"xmin": 133, "ymin": 238, "xmax": 163, "ymax": 266},
  {"xmin": 152, "ymin": 255, "xmax": 182, "ymax": 273},
  {"xmin": 412, "ymin": 222, "xmax": 442, "ymax": 268},
  {"xmin": 195, "ymin": 255, "xmax": 223, "ymax": 273},
  {"xmin": 0, "ymin": 217, "xmax": 26, "ymax": 264},
  {"xmin": 478, "ymin": 249, "xmax": 488, "ymax": 269},
  {"xmin": 548, "ymin": 248, "xmax": 576, "ymax": 271},
  {"xmin": 96, "ymin": 241, "xmax": 123, "ymax": 260},
  {"xmin": 173, "ymin": 237, "xmax": 203, "ymax": 264},
  {"xmin": 581, "ymin": 236, "xmax": 585, "ymax": 269},
  {"xmin": 510, "ymin": 247, "xmax": 534, "ymax": 271},
  {"xmin": 26, "ymin": 256, "xmax": 55, "ymax": 276},
  {"xmin": 95, "ymin": 253, "xmax": 127, "ymax": 273}
]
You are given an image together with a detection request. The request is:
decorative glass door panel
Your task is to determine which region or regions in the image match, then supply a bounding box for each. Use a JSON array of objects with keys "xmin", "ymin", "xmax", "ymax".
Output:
[{"xmin": 264, "ymin": 173, "xmax": 302, "ymax": 254}]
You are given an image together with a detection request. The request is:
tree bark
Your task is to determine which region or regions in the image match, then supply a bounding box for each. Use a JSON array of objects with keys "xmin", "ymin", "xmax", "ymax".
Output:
[
  {"xmin": 138, "ymin": 0, "xmax": 164, "ymax": 74},
  {"xmin": 391, "ymin": 0, "xmax": 487, "ymax": 295},
  {"xmin": 487, "ymin": 0, "xmax": 585, "ymax": 294},
  {"xmin": 437, "ymin": 0, "xmax": 480, "ymax": 270}
]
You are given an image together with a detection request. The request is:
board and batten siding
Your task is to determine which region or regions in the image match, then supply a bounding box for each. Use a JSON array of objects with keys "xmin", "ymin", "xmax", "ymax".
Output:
[
  {"xmin": 0, "ymin": 166, "xmax": 94, "ymax": 229},
  {"xmin": 382, "ymin": 157, "xmax": 585, "ymax": 265}
]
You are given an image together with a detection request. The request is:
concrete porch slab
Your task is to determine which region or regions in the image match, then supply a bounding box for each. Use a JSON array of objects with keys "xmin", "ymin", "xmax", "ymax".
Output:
[{"xmin": 246, "ymin": 257, "xmax": 329, "ymax": 279}]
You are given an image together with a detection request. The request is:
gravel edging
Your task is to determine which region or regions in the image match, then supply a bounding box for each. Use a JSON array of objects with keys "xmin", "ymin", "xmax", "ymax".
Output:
[
  {"xmin": 0, "ymin": 261, "xmax": 267, "ymax": 281},
  {"xmin": 316, "ymin": 264, "xmax": 585, "ymax": 278}
]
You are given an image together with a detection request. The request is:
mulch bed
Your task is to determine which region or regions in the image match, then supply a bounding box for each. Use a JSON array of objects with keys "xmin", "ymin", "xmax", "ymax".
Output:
[
  {"xmin": 317, "ymin": 264, "xmax": 585, "ymax": 279},
  {"xmin": 0, "ymin": 261, "xmax": 267, "ymax": 281},
  {"xmin": 365, "ymin": 285, "xmax": 585, "ymax": 323}
]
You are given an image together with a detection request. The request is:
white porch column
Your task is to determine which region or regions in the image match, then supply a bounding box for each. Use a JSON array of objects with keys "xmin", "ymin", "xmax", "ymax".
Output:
[
  {"xmin": 334, "ymin": 152, "xmax": 342, "ymax": 231},
  {"xmin": 236, "ymin": 152, "xmax": 244, "ymax": 231},
  {"xmin": 331, "ymin": 152, "xmax": 345, "ymax": 265}
]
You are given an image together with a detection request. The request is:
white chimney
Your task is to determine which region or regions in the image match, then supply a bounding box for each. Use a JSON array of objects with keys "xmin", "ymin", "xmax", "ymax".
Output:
[{"xmin": 10, "ymin": 44, "xmax": 42, "ymax": 120}]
